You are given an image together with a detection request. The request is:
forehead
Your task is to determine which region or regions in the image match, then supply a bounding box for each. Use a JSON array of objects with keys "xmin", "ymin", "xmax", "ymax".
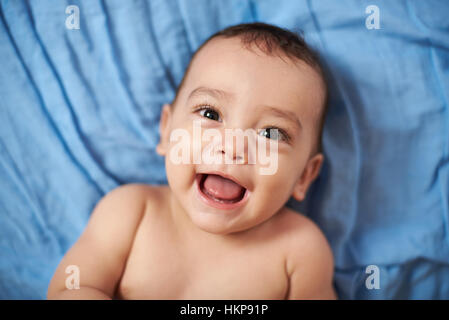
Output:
[{"xmin": 179, "ymin": 37, "xmax": 325, "ymax": 123}]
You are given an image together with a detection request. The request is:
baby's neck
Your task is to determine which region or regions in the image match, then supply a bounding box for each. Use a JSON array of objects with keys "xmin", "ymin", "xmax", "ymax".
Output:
[{"xmin": 167, "ymin": 189, "xmax": 248, "ymax": 247}]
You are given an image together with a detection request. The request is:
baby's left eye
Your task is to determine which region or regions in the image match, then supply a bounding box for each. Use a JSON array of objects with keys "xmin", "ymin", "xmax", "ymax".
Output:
[
  {"xmin": 258, "ymin": 128, "xmax": 288, "ymax": 141},
  {"xmin": 199, "ymin": 108, "xmax": 221, "ymax": 122}
]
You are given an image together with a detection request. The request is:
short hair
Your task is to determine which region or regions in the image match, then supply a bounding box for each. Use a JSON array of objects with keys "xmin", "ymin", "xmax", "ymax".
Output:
[{"xmin": 171, "ymin": 22, "xmax": 328, "ymax": 154}]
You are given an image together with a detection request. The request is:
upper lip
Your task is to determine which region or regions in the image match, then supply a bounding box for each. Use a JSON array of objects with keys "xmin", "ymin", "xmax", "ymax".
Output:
[{"xmin": 196, "ymin": 170, "xmax": 249, "ymax": 191}]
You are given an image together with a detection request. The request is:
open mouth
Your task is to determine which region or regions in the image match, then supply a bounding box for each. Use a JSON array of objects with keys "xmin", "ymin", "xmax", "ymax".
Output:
[{"xmin": 196, "ymin": 173, "xmax": 247, "ymax": 205}]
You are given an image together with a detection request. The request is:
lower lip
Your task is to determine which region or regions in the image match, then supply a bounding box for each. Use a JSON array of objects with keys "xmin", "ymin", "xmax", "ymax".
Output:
[{"xmin": 195, "ymin": 174, "xmax": 250, "ymax": 211}]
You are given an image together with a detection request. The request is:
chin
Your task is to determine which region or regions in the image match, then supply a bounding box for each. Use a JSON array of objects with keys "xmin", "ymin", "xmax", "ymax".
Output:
[{"xmin": 186, "ymin": 208, "xmax": 243, "ymax": 235}]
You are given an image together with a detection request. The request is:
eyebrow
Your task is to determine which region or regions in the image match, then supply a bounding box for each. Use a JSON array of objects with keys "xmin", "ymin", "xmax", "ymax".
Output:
[
  {"xmin": 188, "ymin": 86, "xmax": 235, "ymax": 101},
  {"xmin": 259, "ymin": 105, "xmax": 302, "ymax": 130}
]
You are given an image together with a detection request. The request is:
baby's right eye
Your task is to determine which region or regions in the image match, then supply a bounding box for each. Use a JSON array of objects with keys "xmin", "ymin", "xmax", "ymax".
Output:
[{"xmin": 199, "ymin": 108, "xmax": 221, "ymax": 122}]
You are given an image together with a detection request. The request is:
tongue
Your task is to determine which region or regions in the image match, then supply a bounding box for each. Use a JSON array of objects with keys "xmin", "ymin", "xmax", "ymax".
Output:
[{"xmin": 203, "ymin": 174, "xmax": 244, "ymax": 200}]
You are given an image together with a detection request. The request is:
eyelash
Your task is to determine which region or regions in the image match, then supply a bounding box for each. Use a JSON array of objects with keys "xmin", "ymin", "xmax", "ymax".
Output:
[{"xmin": 191, "ymin": 104, "xmax": 292, "ymax": 143}]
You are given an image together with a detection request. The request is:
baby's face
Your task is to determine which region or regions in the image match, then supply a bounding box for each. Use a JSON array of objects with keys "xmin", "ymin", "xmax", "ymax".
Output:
[{"xmin": 157, "ymin": 37, "xmax": 325, "ymax": 235}]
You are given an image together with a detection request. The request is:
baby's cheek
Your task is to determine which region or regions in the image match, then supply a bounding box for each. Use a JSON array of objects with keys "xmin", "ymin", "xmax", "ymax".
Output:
[
  {"xmin": 165, "ymin": 156, "xmax": 195, "ymax": 193},
  {"xmin": 255, "ymin": 173, "xmax": 294, "ymax": 209}
]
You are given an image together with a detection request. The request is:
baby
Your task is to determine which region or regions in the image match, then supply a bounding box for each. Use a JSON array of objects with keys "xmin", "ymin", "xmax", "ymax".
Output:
[{"xmin": 47, "ymin": 22, "xmax": 336, "ymax": 300}]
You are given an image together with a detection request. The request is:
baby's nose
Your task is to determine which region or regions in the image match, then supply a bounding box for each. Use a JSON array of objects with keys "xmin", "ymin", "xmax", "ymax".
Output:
[
  {"xmin": 217, "ymin": 145, "xmax": 244, "ymax": 164},
  {"xmin": 220, "ymin": 130, "xmax": 253, "ymax": 164}
]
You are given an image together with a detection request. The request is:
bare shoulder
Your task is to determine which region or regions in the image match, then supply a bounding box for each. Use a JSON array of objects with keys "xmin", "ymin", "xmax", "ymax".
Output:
[
  {"xmin": 47, "ymin": 183, "xmax": 170, "ymax": 298},
  {"xmin": 276, "ymin": 207, "xmax": 332, "ymax": 251},
  {"xmin": 275, "ymin": 207, "xmax": 336, "ymax": 299},
  {"xmin": 103, "ymin": 183, "xmax": 167, "ymax": 202},
  {"xmin": 70, "ymin": 182, "xmax": 170, "ymax": 254},
  {"xmin": 98, "ymin": 183, "xmax": 168, "ymax": 215}
]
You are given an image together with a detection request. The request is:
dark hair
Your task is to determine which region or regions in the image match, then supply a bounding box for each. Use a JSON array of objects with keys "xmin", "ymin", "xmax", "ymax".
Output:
[{"xmin": 171, "ymin": 22, "xmax": 328, "ymax": 154}]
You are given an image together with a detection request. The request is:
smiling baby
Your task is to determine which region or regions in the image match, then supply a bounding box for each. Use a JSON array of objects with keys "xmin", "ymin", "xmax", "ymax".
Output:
[{"xmin": 47, "ymin": 22, "xmax": 336, "ymax": 300}]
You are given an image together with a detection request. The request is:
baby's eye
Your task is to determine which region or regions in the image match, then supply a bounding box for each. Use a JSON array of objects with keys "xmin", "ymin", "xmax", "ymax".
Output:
[
  {"xmin": 199, "ymin": 108, "xmax": 221, "ymax": 122},
  {"xmin": 258, "ymin": 128, "xmax": 288, "ymax": 142}
]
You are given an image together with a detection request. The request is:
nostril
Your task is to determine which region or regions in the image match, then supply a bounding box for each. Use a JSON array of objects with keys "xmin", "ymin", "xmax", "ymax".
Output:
[{"xmin": 234, "ymin": 154, "xmax": 245, "ymax": 164}]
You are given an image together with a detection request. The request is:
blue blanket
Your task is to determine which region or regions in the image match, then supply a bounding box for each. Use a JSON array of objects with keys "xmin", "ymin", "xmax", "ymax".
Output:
[{"xmin": 0, "ymin": 0, "xmax": 448, "ymax": 299}]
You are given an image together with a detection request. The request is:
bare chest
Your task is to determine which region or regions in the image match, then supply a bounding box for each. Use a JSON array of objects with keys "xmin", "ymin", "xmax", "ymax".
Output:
[{"xmin": 115, "ymin": 214, "xmax": 288, "ymax": 299}]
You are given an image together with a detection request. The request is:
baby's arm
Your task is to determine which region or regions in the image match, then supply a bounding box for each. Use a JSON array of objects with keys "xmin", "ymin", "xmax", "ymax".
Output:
[
  {"xmin": 46, "ymin": 184, "xmax": 148, "ymax": 299},
  {"xmin": 285, "ymin": 216, "xmax": 337, "ymax": 300}
]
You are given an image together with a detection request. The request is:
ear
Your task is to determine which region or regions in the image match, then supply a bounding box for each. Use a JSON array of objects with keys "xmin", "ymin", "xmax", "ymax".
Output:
[
  {"xmin": 156, "ymin": 104, "xmax": 172, "ymax": 156},
  {"xmin": 292, "ymin": 153, "xmax": 324, "ymax": 202}
]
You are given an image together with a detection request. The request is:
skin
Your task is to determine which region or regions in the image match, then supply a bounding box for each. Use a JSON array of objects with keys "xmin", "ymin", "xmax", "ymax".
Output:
[{"xmin": 47, "ymin": 37, "xmax": 337, "ymax": 300}]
